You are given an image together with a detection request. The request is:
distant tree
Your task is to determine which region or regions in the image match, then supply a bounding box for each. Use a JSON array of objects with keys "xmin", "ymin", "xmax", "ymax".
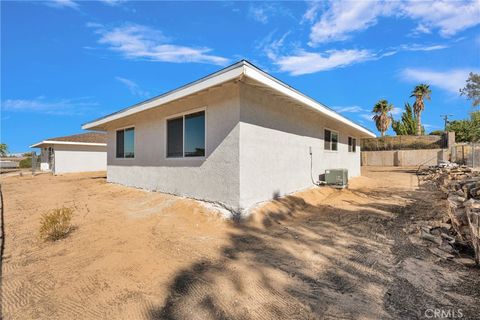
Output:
[
  {"xmin": 0, "ymin": 143, "xmax": 8, "ymax": 157},
  {"xmin": 470, "ymin": 111, "xmax": 480, "ymax": 142},
  {"xmin": 460, "ymin": 72, "xmax": 480, "ymax": 108},
  {"xmin": 372, "ymin": 99, "xmax": 394, "ymax": 137},
  {"xmin": 429, "ymin": 130, "xmax": 444, "ymax": 136},
  {"xmin": 391, "ymin": 103, "xmax": 423, "ymax": 135},
  {"xmin": 410, "ymin": 84, "xmax": 431, "ymax": 135},
  {"xmin": 446, "ymin": 111, "xmax": 480, "ymax": 142}
]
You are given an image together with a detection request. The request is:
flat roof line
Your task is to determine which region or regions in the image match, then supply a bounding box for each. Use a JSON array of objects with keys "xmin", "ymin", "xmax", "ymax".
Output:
[{"xmin": 82, "ymin": 59, "xmax": 375, "ymax": 137}]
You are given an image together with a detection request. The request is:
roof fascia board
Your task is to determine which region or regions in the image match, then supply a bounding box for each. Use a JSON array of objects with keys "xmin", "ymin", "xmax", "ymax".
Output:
[
  {"xmin": 243, "ymin": 65, "xmax": 375, "ymax": 137},
  {"xmin": 30, "ymin": 141, "xmax": 107, "ymax": 148},
  {"xmin": 82, "ymin": 66, "xmax": 245, "ymax": 130}
]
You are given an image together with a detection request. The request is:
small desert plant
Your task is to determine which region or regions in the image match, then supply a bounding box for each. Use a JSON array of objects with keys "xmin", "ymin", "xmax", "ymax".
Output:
[{"xmin": 39, "ymin": 207, "xmax": 74, "ymax": 241}]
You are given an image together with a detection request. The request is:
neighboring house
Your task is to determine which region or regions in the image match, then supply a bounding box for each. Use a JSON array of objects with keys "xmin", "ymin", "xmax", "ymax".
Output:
[
  {"xmin": 30, "ymin": 132, "xmax": 107, "ymax": 174},
  {"xmin": 82, "ymin": 60, "xmax": 375, "ymax": 213}
]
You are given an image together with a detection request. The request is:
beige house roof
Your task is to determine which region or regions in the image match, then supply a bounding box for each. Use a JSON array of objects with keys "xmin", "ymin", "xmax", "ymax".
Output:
[{"xmin": 30, "ymin": 132, "xmax": 106, "ymax": 148}]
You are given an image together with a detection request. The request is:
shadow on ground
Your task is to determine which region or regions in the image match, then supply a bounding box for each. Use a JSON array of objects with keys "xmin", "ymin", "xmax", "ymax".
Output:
[{"xmin": 146, "ymin": 184, "xmax": 480, "ymax": 320}]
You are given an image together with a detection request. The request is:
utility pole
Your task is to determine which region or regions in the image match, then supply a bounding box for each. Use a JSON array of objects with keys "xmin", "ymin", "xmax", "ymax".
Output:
[{"xmin": 440, "ymin": 114, "xmax": 453, "ymax": 131}]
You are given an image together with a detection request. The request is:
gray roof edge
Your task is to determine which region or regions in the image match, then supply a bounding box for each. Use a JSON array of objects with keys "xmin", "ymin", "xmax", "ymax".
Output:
[{"xmin": 83, "ymin": 59, "xmax": 375, "ymax": 136}]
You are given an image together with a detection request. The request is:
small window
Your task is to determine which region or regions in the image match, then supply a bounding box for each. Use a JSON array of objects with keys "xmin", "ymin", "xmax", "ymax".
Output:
[
  {"xmin": 116, "ymin": 127, "xmax": 135, "ymax": 158},
  {"xmin": 348, "ymin": 137, "xmax": 357, "ymax": 152},
  {"xmin": 167, "ymin": 110, "xmax": 205, "ymax": 158},
  {"xmin": 324, "ymin": 129, "xmax": 338, "ymax": 151},
  {"xmin": 324, "ymin": 129, "xmax": 331, "ymax": 150}
]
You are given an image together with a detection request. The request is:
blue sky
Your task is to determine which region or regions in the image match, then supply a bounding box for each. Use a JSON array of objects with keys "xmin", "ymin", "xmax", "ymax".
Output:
[{"xmin": 1, "ymin": 0, "xmax": 479, "ymax": 152}]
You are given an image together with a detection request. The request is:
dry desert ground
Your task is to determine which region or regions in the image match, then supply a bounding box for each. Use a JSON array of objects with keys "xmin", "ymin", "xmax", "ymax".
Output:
[{"xmin": 0, "ymin": 167, "xmax": 479, "ymax": 319}]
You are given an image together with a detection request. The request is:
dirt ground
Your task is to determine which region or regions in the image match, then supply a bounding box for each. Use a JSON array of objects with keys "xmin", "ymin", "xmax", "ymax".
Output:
[{"xmin": 0, "ymin": 167, "xmax": 479, "ymax": 320}]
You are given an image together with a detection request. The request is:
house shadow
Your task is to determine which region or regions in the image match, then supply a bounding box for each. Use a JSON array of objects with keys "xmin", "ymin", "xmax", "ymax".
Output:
[{"xmin": 142, "ymin": 183, "xmax": 480, "ymax": 320}]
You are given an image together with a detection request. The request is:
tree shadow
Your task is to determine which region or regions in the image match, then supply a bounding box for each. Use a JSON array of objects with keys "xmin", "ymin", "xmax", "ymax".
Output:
[{"xmin": 146, "ymin": 186, "xmax": 479, "ymax": 320}]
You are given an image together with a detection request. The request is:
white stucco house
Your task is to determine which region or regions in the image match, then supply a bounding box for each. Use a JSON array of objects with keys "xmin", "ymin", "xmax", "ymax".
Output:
[
  {"xmin": 82, "ymin": 60, "xmax": 375, "ymax": 213},
  {"xmin": 30, "ymin": 132, "xmax": 107, "ymax": 174}
]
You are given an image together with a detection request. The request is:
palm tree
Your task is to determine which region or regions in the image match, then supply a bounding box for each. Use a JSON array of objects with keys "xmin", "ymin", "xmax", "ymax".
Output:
[
  {"xmin": 372, "ymin": 99, "xmax": 394, "ymax": 137},
  {"xmin": 410, "ymin": 84, "xmax": 431, "ymax": 135}
]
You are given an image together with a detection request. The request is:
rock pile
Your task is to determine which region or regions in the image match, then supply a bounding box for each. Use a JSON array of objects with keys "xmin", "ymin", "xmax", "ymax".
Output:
[{"xmin": 419, "ymin": 165, "xmax": 480, "ymax": 265}]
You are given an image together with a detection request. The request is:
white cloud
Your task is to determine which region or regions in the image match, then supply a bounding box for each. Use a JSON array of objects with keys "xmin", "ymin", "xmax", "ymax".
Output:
[
  {"xmin": 302, "ymin": 2, "xmax": 323, "ymax": 24},
  {"xmin": 98, "ymin": 0, "xmax": 125, "ymax": 6},
  {"xmin": 273, "ymin": 49, "xmax": 375, "ymax": 75},
  {"xmin": 360, "ymin": 113, "xmax": 374, "ymax": 122},
  {"xmin": 334, "ymin": 105, "xmax": 397, "ymax": 121},
  {"xmin": 399, "ymin": 44, "xmax": 449, "ymax": 52},
  {"xmin": 400, "ymin": 68, "xmax": 476, "ymax": 94},
  {"xmin": 401, "ymin": 0, "xmax": 480, "ymax": 37},
  {"xmin": 89, "ymin": 23, "xmax": 229, "ymax": 66},
  {"xmin": 391, "ymin": 107, "xmax": 402, "ymax": 115},
  {"xmin": 423, "ymin": 123, "xmax": 441, "ymax": 129},
  {"xmin": 115, "ymin": 76, "xmax": 149, "ymax": 98},
  {"xmin": 332, "ymin": 105, "xmax": 366, "ymax": 113},
  {"xmin": 306, "ymin": 0, "xmax": 480, "ymax": 45},
  {"xmin": 248, "ymin": 3, "xmax": 294, "ymax": 24},
  {"xmin": 249, "ymin": 5, "xmax": 269, "ymax": 24},
  {"xmin": 413, "ymin": 23, "xmax": 432, "ymax": 34},
  {"xmin": 257, "ymin": 31, "xmax": 292, "ymax": 61},
  {"xmin": 308, "ymin": 1, "xmax": 395, "ymax": 45},
  {"xmin": 1, "ymin": 97, "xmax": 98, "ymax": 115},
  {"xmin": 44, "ymin": 0, "xmax": 79, "ymax": 10},
  {"xmin": 264, "ymin": 30, "xmax": 448, "ymax": 75}
]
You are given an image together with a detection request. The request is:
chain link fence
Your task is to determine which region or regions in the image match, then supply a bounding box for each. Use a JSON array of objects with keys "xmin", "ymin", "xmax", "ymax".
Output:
[{"xmin": 452, "ymin": 143, "xmax": 480, "ymax": 169}]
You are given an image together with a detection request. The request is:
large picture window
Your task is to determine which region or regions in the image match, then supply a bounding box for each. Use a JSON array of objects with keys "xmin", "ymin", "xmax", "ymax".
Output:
[
  {"xmin": 167, "ymin": 110, "xmax": 205, "ymax": 158},
  {"xmin": 324, "ymin": 129, "xmax": 338, "ymax": 151},
  {"xmin": 116, "ymin": 127, "xmax": 135, "ymax": 158}
]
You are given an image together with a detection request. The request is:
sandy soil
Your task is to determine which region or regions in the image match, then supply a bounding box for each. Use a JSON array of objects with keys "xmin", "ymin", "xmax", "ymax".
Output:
[{"xmin": 0, "ymin": 167, "xmax": 478, "ymax": 319}]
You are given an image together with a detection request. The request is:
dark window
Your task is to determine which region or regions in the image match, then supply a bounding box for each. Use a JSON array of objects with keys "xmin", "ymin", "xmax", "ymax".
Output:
[
  {"xmin": 167, "ymin": 117, "xmax": 183, "ymax": 158},
  {"xmin": 324, "ymin": 129, "xmax": 338, "ymax": 151},
  {"xmin": 324, "ymin": 129, "xmax": 331, "ymax": 150},
  {"xmin": 331, "ymin": 132, "xmax": 338, "ymax": 151},
  {"xmin": 185, "ymin": 111, "xmax": 205, "ymax": 157},
  {"xmin": 167, "ymin": 110, "xmax": 205, "ymax": 158},
  {"xmin": 116, "ymin": 127, "xmax": 134, "ymax": 158},
  {"xmin": 348, "ymin": 137, "xmax": 357, "ymax": 152},
  {"xmin": 124, "ymin": 128, "xmax": 135, "ymax": 158},
  {"xmin": 116, "ymin": 129, "xmax": 124, "ymax": 158}
]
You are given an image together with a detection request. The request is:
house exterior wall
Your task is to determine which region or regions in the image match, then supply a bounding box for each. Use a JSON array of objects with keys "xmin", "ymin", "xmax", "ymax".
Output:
[
  {"xmin": 101, "ymin": 81, "xmax": 365, "ymax": 213},
  {"xmin": 238, "ymin": 83, "xmax": 361, "ymax": 210},
  {"xmin": 105, "ymin": 83, "xmax": 241, "ymax": 211},
  {"xmin": 53, "ymin": 145, "xmax": 106, "ymax": 174}
]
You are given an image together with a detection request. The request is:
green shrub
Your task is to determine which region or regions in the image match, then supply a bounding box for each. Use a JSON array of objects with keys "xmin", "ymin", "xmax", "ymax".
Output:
[
  {"xmin": 39, "ymin": 207, "xmax": 74, "ymax": 241},
  {"xmin": 19, "ymin": 157, "xmax": 32, "ymax": 168}
]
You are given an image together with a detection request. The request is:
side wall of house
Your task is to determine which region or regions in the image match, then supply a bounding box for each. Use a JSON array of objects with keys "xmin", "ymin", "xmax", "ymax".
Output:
[
  {"xmin": 238, "ymin": 82, "xmax": 362, "ymax": 210},
  {"xmin": 105, "ymin": 82, "xmax": 241, "ymax": 211},
  {"xmin": 53, "ymin": 145, "xmax": 107, "ymax": 174}
]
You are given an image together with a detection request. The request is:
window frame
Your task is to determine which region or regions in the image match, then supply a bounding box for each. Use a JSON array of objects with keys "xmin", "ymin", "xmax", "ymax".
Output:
[
  {"xmin": 324, "ymin": 128, "xmax": 339, "ymax": 152},
  {"xmin": 348, "ymin": 136, "xmax": 357, "ymax": 153},
  {"xmin": 165, "ymin": 107, "xmax": 207, "ymax": 160},
  {"xmin": 115, "ymin": 125, "xmax": 136, "ymax": 159}
]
